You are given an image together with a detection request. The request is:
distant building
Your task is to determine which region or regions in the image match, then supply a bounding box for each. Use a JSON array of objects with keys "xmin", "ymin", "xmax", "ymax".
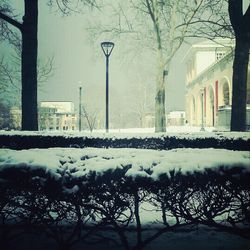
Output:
[
  {"xmin": 10, "ymin": 107, "xmax": 21, "ymax": 129},
  {"xmin": 41, "ymin": 101, "xmax": 74, "ymax": 113},
  {"xmin": 167, "ymin": 111, "xmax": 185, "ymax": 126},
  {"xmin": 39, "ymin": 102, "xmax": 77, "ymax": 131},
  {"xmin": 184, "ymin": 39, "xmax": 250, "ymax": 130},
  {"xmin": 144, "ymin": 112, "xmax": 155, "ymax": 128}
]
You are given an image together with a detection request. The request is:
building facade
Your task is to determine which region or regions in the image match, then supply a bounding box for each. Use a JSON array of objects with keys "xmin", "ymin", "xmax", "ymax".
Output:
[
  {"xmin": 184, "ymin": 39, "xmax": 250, "ymax": 130},
  {"xmin": 167, "ymin": 111, "xmax": 186, "ymax": 126},
  {"xmin": 39, "ymin": 102, "xmax": 77, "ymax": 131}
]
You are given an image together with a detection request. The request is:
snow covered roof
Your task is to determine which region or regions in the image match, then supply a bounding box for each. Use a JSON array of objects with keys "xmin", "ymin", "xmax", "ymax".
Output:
[
  {"xmin": 40, "ymin": 101, "xmax": 74, "ymax": 113},
  {"xmin": 182, "ymin": 38, "xmax": 235, "ymax": 63}
]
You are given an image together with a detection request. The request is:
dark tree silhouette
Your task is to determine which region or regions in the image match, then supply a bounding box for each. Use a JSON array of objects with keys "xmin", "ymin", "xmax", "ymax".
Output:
[
  {"xmin": 0, "ymin": 0, "xmax": 96, "ymax": 131},
  {"xmin": 229, "ymin": 0, "xmax": 250, "ymax": 131},
  {"xmin": 0, "ymin": 0, "xmax": 38, "ymax": 130}
]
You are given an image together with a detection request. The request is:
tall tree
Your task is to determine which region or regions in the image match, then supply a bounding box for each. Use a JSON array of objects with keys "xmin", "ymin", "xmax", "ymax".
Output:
[
  {"xmin": 0, "ymin": 0, "xmax": 97, "ymax": 131},
  {"xmin": 88, "ymin": 0, "xmax": 227, "ymax": 132},
  {"xmin": 229, "ymin": 0, "xmax": 250, "ymax": 131},
  {"xmin": 0, "ymin": 0, "xmax": 38, "ymax": 130}
]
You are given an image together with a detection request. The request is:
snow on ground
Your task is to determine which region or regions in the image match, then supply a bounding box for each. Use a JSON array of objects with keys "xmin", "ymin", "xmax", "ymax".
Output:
[
  {"xmin": 0, "ymin": 147, "xmax": 249, "ymax": 182},
  {"xmin": 0, "ymin": 126, "xmax": 250, "ymax": 141},
  {"xmin": 6, "ymin": 225, "xmax": 249, "ymax": 250},
  {"xmin": 5, "ymin": 225, "xmax": 250, "ymax": 250}
]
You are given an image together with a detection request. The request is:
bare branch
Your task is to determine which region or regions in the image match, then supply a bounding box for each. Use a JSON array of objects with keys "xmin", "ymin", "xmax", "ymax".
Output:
[{"xmin": 0, "ymin": 11, "xmax": 22, "ymax": 31}]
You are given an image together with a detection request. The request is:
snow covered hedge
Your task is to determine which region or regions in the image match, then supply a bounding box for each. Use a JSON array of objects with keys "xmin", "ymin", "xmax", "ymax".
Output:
[
  {"xmin": 0, "ymin": 148, "xmax": 250, "ymax": 250},
  {"xmin": 0, "ymin": 131, "xmax": 249, "ymax": 150}
]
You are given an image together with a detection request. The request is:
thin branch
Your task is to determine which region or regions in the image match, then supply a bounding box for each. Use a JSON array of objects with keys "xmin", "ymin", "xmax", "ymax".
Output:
[{"xmin": 0, "ymin": 12, "xmax": 22, "ymax": 30}]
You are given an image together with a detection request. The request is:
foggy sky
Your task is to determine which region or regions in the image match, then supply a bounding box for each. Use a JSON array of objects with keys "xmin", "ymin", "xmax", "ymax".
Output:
[{"xmin": 4, "ymin": 0, "xmax": 190, "ymax": 117}]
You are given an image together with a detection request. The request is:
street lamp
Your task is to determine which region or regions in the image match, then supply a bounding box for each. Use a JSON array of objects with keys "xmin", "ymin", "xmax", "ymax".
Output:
[
  {"xmin": 79, "ymin": 86, "xmax": 82, "ymax": 131},
  {"xmin": 101, "ymin": 41, "xmax": 114, "ymax": 133},
  {"xmin": 200, "ymin": 89, "xmax": 205, "ymax": 131}
]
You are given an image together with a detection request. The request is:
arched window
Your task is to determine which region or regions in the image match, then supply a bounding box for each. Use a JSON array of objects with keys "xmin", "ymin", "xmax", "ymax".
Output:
[
  {"xmin": 223, "ymin": 82, "xmax": 230, "ymax": 105},
  {"xmin": 209, "ymin": 87, "xmax": 215, "ymax": 126}
]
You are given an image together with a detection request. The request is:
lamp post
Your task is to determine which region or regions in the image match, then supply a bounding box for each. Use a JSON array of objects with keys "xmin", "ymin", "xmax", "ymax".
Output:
[
  {"xmin": 200, "ymin": 89, "xmax": 205, "ymax": 131},
  {"xmin": 101, "ymin": 41, "xmax": 114, "ymax": 133},
  {"xmin": 79, "ymin": 86, "xmax": 82, "ymax": 131}
]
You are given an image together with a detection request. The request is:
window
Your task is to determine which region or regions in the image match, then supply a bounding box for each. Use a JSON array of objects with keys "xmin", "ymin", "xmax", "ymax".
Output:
[
  {"xmin": 216, "ymin": 52, "xmax": 225, "ymax": 61},
  {"xmin": 223, "ymin": 82, "xmax": 230, "ymax": 105}
]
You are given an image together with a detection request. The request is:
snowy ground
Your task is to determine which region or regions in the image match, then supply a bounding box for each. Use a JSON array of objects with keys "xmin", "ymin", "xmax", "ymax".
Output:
[
  {"xmin": 92, "ymin": 126, "xmax": 216, "ymax": 133},
  {"xmin": 5, "ymin": 226, "xmax": 250, "ymax": 250},
  {"xmin": 0, "ymin": 126, "xmax": 250, "ymax": 141}
]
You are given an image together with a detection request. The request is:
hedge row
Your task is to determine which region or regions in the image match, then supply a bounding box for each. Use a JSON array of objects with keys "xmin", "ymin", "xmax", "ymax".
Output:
[
  {"xmin": 0, "ymin": 164, "xmax": 249, "ymax": 250},
  {"xmin": 0, "ymin": 133, "xmax": 249, "ymax": 150}
]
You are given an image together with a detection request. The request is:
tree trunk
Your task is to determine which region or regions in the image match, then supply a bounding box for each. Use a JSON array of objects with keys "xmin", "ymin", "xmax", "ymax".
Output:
[
  {"xmin": 230, "ymin": 37, "xmax": 249, "ymax": 131},
  {"xmin": 134, "ymin": 191, "xmax": 142, "ymax": 250},
  {"xmin": 155, "ymin": 57, "xmax": 166, "ymax": 133},
  {"xmin": 21, "ymin": 0, "xmax": 38, "ymax": 130}
]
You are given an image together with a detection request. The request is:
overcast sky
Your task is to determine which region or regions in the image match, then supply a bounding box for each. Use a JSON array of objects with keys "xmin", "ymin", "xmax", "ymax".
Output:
[
  {"xmin": 2, "ymin": 0, "xmax": 250, "ymax": 115},
  {"xmin": 1, "ymin": 0, "xmax": 191, "ymax": 115}
]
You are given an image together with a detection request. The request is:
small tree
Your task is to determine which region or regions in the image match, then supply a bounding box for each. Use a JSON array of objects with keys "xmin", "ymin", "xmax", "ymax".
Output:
[
  {"xmin": 0, "ymin": 101, "xmax": 16, "ymax": 130},
  {"xmin": 82, "ymin": 106, "xmax": 98, "ymax": 132}
]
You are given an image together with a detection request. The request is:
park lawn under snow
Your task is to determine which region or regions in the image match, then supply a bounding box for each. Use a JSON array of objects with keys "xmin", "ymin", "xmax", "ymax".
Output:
[{"xmin": 0, "ymin": 147, "xmax": 249, "ymax": 183}]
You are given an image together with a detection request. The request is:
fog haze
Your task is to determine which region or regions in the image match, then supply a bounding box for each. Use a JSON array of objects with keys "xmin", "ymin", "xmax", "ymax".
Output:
[{"xmin": 2, "ymin": 1, "xmax": 187, "ymax": 125}]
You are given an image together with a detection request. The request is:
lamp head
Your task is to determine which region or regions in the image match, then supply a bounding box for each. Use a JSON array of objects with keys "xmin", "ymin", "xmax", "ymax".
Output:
[{"xmin": 101, "ymin": 41, "xmax": 114, "ymax": 57}]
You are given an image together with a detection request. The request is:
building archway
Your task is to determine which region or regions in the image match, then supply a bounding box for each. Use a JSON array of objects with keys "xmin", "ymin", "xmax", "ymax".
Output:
[
  {"xmin": 222, "ymin": 81, "xmax": 230, "ymax": 106},
  {"xmin": 219, "ymin": 77, "xmax": 231, "ymax": 107},
  {"xmin": 207, "ymin": 86, "xmax": 215, "ymax": 126},
  {"xmin": 189, "ymin": 95, "xmax": 196, "ymax": 125}
]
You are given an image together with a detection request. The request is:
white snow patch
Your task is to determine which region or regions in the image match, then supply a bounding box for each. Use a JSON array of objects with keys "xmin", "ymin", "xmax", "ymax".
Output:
[
  {"xmin": 0, "ymin": 148, "xmax": 249, "ymax": 180},
  {"xmin": 0, "ymin": 127, "xmax": 249, "ymax": 141}
]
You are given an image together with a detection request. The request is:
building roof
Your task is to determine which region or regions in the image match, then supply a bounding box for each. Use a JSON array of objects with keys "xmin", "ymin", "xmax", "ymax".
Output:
[
  {"xmin": 40, "ymin": 101, "xmax": 75, "ymax": 113},
  {"xmin": 182, "ymin": 38, "xmax": 235, "ymax": 63}
]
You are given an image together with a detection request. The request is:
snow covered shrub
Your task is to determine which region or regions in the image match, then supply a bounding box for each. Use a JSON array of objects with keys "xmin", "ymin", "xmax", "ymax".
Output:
[
  {"xmin": 0, "ymin": 147, "xmax": 250, "ymax": 249},
  {"xmin": 152, "ymin": 168, "xmax": 250, "ymax": 239},
  {"xmin": 0, "ymin": 132, "xmax": 249, "ymax": 150}
]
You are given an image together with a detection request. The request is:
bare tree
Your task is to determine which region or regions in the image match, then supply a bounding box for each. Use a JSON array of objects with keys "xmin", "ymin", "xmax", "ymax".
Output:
[
  {"xmin": 229, "ymin": 0, "xmax": 250, "ymax": 131},
  {"xmin": 0, "ymin": 56, "xmax": 20, "ymax": 100},
  {"xmin": 88, "ymin": 0, "xmax": 228, "ymax": 132},
  {"xmin": 0, "ymin": 0, "xmax": 38, "ymax": 130},
  {"xmin": 0, "ymin": 54, "xmax": 54, "ymax": 100},
  {"xmin": 82, "ymin": 105, "xmax": 98, "ymax": 132},
  {"xmin": 0, "ymin": 0, "xmax": 98, "ymax": 131},
  {"xmin": 127, "ymin": 78, "xmax": 154, "ymax": 128}
]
